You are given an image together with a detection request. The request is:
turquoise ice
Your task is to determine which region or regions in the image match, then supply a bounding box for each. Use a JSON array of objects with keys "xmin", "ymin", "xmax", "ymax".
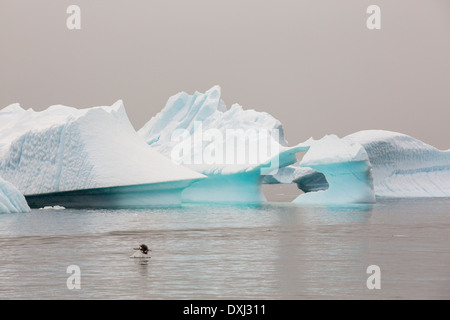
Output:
[{"xmin": 0, "ymin": 176, "xmax": 30, "ymax": 213}]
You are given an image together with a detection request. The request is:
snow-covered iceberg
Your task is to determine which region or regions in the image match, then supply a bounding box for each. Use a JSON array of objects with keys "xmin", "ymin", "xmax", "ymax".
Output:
[
  {"xmin": 139, "ymin": 86, "xmax": 309, "ymax": 203},
  {"xmin": 293, "ymin": 135, "xmax": 376, "ymax": 204},
  {"xmin": 0, "ymin": 176, "xmax": 30, "ymax": 213},
  {"xmin": 0, "ymin": 101, "xmax": 205, "ymax": 208},
  {"xmin": 291, "ymin": 130, "xmax": 450, "ymax": 198},
  {"xmin": 344, "ymin": 130, "xmax": 450, "ymax": 197}
]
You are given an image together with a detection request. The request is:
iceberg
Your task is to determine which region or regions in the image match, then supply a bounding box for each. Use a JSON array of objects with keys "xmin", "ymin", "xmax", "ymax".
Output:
[
  {"xmin": 0, "ymin": 101, "xmax": 205, "ymax": 208},
  {"xmin": 293, "ymin": 135, "xmax": 376, "ymax": 204},
  {"xmin": 344, "ymin": 130, "xmax": 450, "ymax": 197},
  {"xmin": 0, "ymin": 176, "xmax": 30, "ymax": 213},
  {"xmin": 290, "ymin": 130, "xmax": 450, "ymax": 198},
  {"xmin": 138, "ymin": 86, "xmax": 292, "ymax": 173},
  {"xmin": 139, "ymin": 86, "xmax": 309, "ymax": 203}
]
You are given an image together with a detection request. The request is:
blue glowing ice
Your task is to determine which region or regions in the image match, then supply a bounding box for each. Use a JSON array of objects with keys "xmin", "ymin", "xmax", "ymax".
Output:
[{"xmin": 0, "ymin": 176, "xmax": 30, "ymax": 213}]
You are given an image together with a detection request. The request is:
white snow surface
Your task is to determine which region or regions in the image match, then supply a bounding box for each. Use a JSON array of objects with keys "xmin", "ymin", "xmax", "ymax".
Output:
[
  {"xmin": 301, "ymin": 135, "xmax": 369, "ymax": 166},
  {"xmin": 0, "ymin": 101, "xmax": 205, "ymax": 195}
]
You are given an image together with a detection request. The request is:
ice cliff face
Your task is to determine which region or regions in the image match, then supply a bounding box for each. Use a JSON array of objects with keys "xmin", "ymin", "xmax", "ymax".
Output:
[
  {"xmin": 344, "ymin": 130, "xmax": 450, "ymax": 197},
  {"xmin": 0, "ymin": 101, "xmax": 205, "ymax": 196},
  {"xmin": 0, "ymin": 176, "xmax": 30, "ymax": 213},
  {"xmin": 293, "ymin": 135, "xmax": 376, "ymax": 204}
]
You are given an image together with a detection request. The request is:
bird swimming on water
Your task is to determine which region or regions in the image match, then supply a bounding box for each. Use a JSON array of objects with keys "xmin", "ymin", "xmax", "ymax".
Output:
[{"xmin": 131, "ymin": 244, "xmax": 151, "ymax": 258}]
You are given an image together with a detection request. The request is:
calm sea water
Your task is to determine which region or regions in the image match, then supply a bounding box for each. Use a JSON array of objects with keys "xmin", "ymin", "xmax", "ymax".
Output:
[{"xmin": 0, "ymin": 185, "xmax": 449, "ymax": 300}]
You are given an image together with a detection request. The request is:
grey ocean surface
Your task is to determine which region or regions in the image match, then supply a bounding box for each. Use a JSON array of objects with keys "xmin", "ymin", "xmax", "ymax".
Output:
[{"xmin": 0, "ymin": 185, "xmax": 449, "ymax": 300}]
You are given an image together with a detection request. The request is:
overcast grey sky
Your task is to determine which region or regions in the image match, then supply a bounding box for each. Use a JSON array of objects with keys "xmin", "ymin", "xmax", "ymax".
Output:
[{"xmin": 1, "ymin": 0, "xmax": 449, "ymax": 149}]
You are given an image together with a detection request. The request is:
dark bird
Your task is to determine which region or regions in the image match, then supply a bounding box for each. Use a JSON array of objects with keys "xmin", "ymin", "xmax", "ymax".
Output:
[{"xmin": 134, "ymin": 244, "xmax": 151, "ymax": 255}]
